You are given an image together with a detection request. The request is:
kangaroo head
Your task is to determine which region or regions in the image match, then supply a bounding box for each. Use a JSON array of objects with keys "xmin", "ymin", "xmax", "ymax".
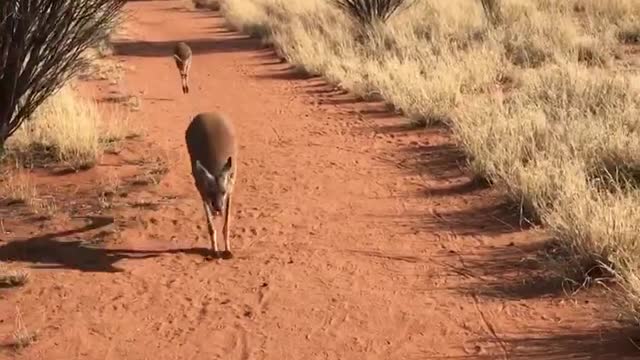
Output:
[{"xmin": 195, "ymin": 157, "xmax": 233, "ymax": 213}]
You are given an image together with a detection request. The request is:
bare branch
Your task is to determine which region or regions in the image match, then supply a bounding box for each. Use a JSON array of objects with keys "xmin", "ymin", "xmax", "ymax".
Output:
[
  {"xmin": 332, "ymin": 0, "xmax": 414, "ymax": 28},
  {"xmin": 480, "ymin": 0, "xmax": 503, "ymax": 28},
  {"xmin": 0, "ymin": 0, "xmax": 126, "ymax": 149}
]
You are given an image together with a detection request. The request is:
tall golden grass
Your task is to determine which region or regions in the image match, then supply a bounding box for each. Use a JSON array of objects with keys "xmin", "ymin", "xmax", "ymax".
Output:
[
  {"xmin": 5, "ymin": 84, "xmax": 133, "ymax": 170},
  {"xmin": 222, "ymin": 0, "xmax": 640, "ymax": 320}
]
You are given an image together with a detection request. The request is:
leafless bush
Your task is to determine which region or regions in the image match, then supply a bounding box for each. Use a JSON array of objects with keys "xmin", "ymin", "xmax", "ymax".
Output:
[
  {"xmin": 332, "ymin": 0, "xmax": 413, "ymax": 27},
  {"xmin": 480, "ymin": 0, "xmax": 502, "ymax": 27},
  {"xmin": 0, "ymin": 0, "xmax": 126, "ymax": 153}
]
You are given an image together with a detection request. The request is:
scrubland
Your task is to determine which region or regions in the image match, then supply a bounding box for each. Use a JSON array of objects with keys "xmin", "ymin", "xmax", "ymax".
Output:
[
  {"xmin": 222, "ymin": 0, "xmax": 640, "ymax": 320},
  {"xmin": 1, "ymin": 23, "xmax": 139, "ymax": 196}
]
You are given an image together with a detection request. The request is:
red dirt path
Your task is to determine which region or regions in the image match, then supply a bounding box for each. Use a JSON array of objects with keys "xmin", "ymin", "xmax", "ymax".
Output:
[{"xmin": 0, "ymin": 1, "xmax": 638, "ymax": 359}]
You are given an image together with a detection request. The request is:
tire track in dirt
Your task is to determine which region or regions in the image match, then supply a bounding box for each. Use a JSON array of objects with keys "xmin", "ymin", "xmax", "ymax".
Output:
[{"xmin": 0, "ymin": 1, "xmax": 637, "ymax": 359}]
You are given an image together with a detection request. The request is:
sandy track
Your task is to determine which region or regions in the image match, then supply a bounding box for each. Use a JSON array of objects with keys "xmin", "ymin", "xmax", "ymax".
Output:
[{"xmin": 0, "ymin": 1, "xmax": 637, "ymax": 359}]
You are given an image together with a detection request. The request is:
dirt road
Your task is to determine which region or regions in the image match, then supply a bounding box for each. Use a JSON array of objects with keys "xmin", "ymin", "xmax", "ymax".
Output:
[{"xmin": 0, "ymin": 1, "xmax": 637, "ymax": 359}]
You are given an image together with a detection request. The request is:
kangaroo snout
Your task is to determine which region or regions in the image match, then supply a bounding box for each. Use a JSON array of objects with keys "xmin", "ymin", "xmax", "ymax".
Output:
[{"xmin": 210, "ymin": 198, "xmax": 225, "ymax": 214}]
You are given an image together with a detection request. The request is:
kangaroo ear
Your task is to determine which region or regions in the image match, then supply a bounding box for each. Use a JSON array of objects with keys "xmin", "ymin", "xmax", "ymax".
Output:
[
  {"xmin": 221, "ymin": 156, "xmax": 232, "ymax": 173},
  {"xmin": 195, "ymin": 160, "xmax": 216, "ymax": 184}
]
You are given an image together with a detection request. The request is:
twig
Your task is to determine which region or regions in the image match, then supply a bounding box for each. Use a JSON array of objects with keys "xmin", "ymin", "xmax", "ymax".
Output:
[{"xmin": 271, "ymin": 126, "xmax": 282, "ymax": 143}]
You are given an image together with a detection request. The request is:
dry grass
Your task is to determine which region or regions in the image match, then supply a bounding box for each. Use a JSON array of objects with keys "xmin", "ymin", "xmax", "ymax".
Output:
[
  {"xmin": 0, "ymin": 170, "xmax": 39, "ymax": 205},
  {"xmin": 10, "ymin": 307, "xmax": 38, "ymax": 350},
  {"xmin": 4, "ymin": 84, "xmax": 139, "ymax": 170},
  {"xmin": 0, "ymin": 169, "xmax": 57, "ymax": 216},
  {"xmin": 6, "ymin": 85, "xmax": 103, "ymax": 169},
  {"xmin": 222, "ymin": 0, "xmax": 640, "ymax": 321},
  {"xmin": 0, "ymin": 266, "xmax": 30, "ymax": 288},
  {"xmin": 80, "ymin": 47, "xmax": 126, "ymax": 84},
  {"xmin": 97, "ymin": 169, "xmax": 123, "ymax": 209}
]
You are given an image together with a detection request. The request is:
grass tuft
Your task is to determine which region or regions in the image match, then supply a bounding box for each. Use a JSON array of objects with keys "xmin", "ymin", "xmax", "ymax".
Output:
[
  {"xmin": 0, "ymin": 268, "xmax": 30, "ymax": 288},
  {"xmin": 10, "ymin": 307, "xmax": 38, "ymax": 350},
  {"xmin": 4, "ymin": 84, "xmax": 138, "ymax": 170}
]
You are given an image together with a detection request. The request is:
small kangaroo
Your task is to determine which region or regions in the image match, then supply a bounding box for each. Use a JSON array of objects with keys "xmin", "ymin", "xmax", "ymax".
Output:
[
  {"xmin": 185, "ymin": 112, "xmax": 237, "ymax": 259},
  {"xmin": 173, "ymin": 42, "xmax": 192, "ymax": 94}
]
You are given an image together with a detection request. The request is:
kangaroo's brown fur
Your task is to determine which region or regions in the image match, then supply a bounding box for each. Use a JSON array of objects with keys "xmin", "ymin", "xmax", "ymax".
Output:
[
  {"xmin": 185, "ymin": 112, "xmax": 237, "ymax": 259},
  {"xmin": 173, "ymin": 42, "xmax": 192, "ymax": 94}
]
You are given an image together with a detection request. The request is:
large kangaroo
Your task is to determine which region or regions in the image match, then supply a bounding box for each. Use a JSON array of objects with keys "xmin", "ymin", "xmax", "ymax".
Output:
[
  {"xmin": 185, "ymin": 112, "xmax": 237, "ymax": 259},
  {"xmin": 173, "ymin": 42, "xmax": 192, "ymax": 94}
]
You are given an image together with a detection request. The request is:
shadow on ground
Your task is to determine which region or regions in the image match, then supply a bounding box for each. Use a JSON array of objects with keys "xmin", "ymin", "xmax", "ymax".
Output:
[
  {"xmin": 448, "ymin": 326, "xmax": 640, "ymax": 360},
  {"xmin": 442, "ymin": 239, "xmax": 578, "ymax": 301},
  {"xmin": 371, "ymin": 196, "xmax": 529, "ymax": 239},
  {"xmin": 251, "ymin": 65, "xmax": 321, "ymax": 81},
  {"xmin": 0, "ymin": 216, "xmax": 212, "ymax": 272},
  {"xmin": 113, "ymin": 35, "xmax": 257, "ymax": 58}
]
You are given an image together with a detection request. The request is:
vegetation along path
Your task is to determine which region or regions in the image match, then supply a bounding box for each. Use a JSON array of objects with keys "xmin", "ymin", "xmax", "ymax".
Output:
[{"xmin": 1, "ymin": 1, "xmax": 638, "ymax": 359}]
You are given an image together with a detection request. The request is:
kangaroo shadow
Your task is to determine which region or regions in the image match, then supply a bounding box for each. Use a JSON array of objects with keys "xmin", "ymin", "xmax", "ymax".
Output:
[{"xmin": 0, "ymin": 216, "xmax": 212, "ymax": 273}]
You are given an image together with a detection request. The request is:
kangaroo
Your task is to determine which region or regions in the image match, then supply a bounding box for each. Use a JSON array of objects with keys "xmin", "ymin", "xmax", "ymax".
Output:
[
  {"xmin": 173, "ymin": 42, "xmax": 192, "ymax": 94},
  {"xmin": 185, "ymin": 112, "xmax": 237, "ymax": 259}
]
